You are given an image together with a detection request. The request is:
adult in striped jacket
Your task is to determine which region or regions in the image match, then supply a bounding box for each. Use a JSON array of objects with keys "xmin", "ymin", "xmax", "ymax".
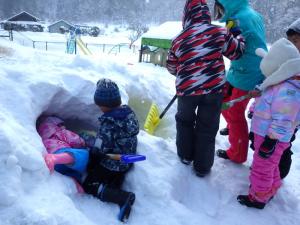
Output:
[{"xmin": 166, "ymin": 0, "xmax": 245, "ymax": 177}]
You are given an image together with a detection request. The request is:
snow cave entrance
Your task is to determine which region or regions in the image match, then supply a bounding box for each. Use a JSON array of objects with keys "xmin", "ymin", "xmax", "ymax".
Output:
[
  {"xmin": 35, "ymin": 82, "xmax": 173, "ymax": 139},
  {"xmin": 35, "ymin": 88, "xmax": 100, "ymax": 137}
]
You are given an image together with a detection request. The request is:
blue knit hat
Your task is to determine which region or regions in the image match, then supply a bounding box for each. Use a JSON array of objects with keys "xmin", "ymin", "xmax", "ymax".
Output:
[{"xmin": 94, "ymin": 78, "xmax": 121, "ymax": 108}]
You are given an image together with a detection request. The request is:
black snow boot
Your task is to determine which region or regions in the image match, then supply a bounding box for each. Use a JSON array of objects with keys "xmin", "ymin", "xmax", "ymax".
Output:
[
  {"xmin": 216, "ymin": 149, "xmax": 230, "ymax": 160},
  {"xmin": 99, "ymin": 186, "xmax": 136, "ymax": 222},
  {"xmin": 179, "ymin": 157, "xmax": 192, "ymax": 165},
  {"xmin": 219, "ymin": 127, "xmax": 229, "ymax": 136},
  {"xmin": 237, "ymin": 195, "xmax": 265, "ymax": 209}
]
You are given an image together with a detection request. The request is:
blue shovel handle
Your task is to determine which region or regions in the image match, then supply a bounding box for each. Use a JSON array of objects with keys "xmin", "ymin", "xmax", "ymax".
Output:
[{"xmin": 120, "ymin": 154, "xmax": 146, "ymax": 163}]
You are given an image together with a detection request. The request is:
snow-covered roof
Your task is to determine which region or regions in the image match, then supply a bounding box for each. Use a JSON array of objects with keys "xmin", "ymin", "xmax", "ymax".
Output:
[
  {"xmin": 48, "ymin": 20, "xmax": 74, "ymax": 28},
  {"xmin": 6, "ymin": 11, "xmax": 41, "ymax": 22},
  {"xmin": 142, "ymin": 21, "xmax": 182, "ymax": 40},
  {"xmin": 143, "ymin": 20, "xmax": 225, "ymax": 40},
  {"xmin": 5, "ymin": 21, "xmax": 42, "ymax": 26}
]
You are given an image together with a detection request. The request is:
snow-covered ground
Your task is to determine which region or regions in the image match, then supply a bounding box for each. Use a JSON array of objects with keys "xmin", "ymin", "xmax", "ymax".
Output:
[
  {"xmin": 10, "ymin": 24, "xmax": 139, "ymax": 56},
  {"xmin": 0, "ymin": 30, "xmax": 300, "ymax": 225}
]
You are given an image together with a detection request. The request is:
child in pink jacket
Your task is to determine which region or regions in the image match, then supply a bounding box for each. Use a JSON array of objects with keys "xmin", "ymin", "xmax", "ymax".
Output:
[
  {"xmin": 37, "ymin": 116, "xmax": 89, "ymax": 192},
  {"xmin": 237, "ymin": 37, "xmax": 300, "ymax": 209}
]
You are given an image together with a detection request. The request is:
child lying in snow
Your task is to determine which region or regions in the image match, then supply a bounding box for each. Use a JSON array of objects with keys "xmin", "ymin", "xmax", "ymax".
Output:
[{"xmin": 37, "ymin": 116, "xmax": 89, "ymax": 193}]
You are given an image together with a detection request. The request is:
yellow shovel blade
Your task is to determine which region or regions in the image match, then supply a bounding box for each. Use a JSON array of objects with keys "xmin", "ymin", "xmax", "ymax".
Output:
[{"xmin": 144, "ymin": 103, "xmax": 161, "ymax": 135}]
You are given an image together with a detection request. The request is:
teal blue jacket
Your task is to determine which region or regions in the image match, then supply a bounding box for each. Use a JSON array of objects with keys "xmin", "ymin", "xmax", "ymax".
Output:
[{"xmin": 218, "ymin": 0, "xmax": 267, "ymax": 91}]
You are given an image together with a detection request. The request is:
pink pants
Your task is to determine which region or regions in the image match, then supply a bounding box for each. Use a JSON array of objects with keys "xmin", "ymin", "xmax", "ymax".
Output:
[{"xmin": 249, "ymin": 134, "xmax": 290, "ymax": 203}]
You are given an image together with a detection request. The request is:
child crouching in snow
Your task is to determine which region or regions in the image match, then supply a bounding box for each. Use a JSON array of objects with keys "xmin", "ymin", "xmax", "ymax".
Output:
[
  {"xmin": 237, "ymin": 37, "xmax": 300, "ymax": 209},
  {"xmin": 37, "ymin": 116, "xmax": 89, "ymax": 193},
  {"xmin": 82, "ymin": 78, "xmax": 139, "ymax": 222}
]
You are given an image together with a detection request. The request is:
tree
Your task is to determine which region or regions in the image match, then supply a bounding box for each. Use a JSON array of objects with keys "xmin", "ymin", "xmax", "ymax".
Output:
[{"xmin": 128, "ymin": 23, "xmax": 149, "ymax": 48}]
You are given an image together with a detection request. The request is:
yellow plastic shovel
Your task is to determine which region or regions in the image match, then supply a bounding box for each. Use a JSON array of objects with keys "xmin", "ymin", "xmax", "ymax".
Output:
[{"xmin": 144, "ymin": 95, "xmax": 177, "ymax": 135}]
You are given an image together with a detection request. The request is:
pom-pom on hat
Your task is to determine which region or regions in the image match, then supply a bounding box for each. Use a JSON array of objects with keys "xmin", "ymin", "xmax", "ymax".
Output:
[{"xmin": 94, "ymin": 78, "xmax": 121, "ymax": 108}]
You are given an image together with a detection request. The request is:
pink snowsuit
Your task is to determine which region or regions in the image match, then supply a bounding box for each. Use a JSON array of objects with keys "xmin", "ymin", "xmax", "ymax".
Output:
[
  {"xmin": 38, "ymin": 118, "xmax": 85, "ymax": 153},
  {"xmin": 248, "ymin": 38, "xmax": 300, "ymax": 203}
]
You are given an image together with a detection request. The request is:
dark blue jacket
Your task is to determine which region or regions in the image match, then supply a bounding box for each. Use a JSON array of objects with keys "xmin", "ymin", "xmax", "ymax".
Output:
[{"xmin": 92, "ymin": 105, "xmax": 139, "ymax": 172}]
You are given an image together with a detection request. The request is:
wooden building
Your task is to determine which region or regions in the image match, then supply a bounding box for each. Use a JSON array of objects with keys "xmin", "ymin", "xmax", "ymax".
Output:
[
  {"xmin": 1, "ymin": 11, "xmax": 44, "ymax": 32},
  {"xmin": 48, "ymin": 20, "xmax": 74, "ymax": 34},
  {"xmin": 139, "ymin": 21, "xmax": 182, "ymax": 67}
]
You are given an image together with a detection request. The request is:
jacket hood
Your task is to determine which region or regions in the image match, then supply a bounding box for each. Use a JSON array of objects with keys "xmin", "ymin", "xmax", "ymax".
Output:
[
  {"xmin": 182, "ymin": 0, "xmax": 211, "ymax": 29},
  {"xmin": 38, "ymin": 122, "xmax": 61, "ymax": 140},
  {"xmin": 256, "ymin": 38, "xmax": 300, "ymax": 90},
  {"xmin": 217, "ymin": 0, "xmax": 249, "ymax": 22},
  {"xmin": 288, "ymin": 18, "xmax": 300, "ymax": 34}
]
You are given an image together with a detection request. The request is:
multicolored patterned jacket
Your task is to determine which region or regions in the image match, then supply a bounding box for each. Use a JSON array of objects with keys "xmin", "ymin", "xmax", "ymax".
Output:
[
  {"xmin": 251, "ymin": 38, "xmax": 300, "ymax": 142},
  {"xmin": 91, "ymin": 105, "xmax": 139, "ymax": 172},
  {"xmin": 251, "ymin": 76, "xmax": 300, "ymax": 142},
  {"xmin": 166, "ymin": 0, "xmax": 245, "ymax": 96}
]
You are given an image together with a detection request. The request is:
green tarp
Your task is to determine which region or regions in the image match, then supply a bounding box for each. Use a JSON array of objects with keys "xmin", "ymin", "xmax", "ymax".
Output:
[{"xmin": 141, "ymin": 37, "xmax": 172, "ymax": 49}]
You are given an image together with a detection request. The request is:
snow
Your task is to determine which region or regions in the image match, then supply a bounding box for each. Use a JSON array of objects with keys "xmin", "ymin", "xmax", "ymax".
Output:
[
  {"xmin": 0, "ymin": 30, "xmax": 300, "ymax": 225},
  {"xmin": 142, "ymin": 21, "xmax": 182, "ymax": 39},
  {"xmin": 11, "ymin": 27, "xmax": 138, "ymax": 56},
  {"xmin": 142, "ymin": 21, "xmax": 225, "ymax": 40}
]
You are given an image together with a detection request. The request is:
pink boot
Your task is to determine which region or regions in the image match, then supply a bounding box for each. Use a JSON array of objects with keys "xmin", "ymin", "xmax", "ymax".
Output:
[
  {"xmin": 72, "ymin": 178, "xmax": 85, "ymax": 194},
  {"xmin": 44, "ymin": 153, "xmax": 74, "ymax": 173}
]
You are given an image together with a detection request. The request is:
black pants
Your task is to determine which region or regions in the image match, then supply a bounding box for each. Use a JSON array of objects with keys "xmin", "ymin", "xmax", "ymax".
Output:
[
  {"xmin": 83, "ymin": 165, "xmax": 127, "ymax": 197},
  {"xmin": 176, "ymin": 93, "xmax": 223, "ymax": 173},
  {"xmin": 279, "ymin": 128, "xmax": 297, "ymax": 179}
]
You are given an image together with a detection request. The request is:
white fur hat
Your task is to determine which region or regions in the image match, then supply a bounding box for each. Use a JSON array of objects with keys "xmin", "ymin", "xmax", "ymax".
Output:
[
  {"xmin": 256, "ymin": 38, "xmax": 300, "ymax": 77},
  {"xmin": 256, "ymin": 38, "xmax": 300, "ymax": 90}
]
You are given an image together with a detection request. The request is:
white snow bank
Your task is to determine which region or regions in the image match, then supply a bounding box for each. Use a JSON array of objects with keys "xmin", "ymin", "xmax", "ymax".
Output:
[{"xmin": 0, "ymin": 38, "xmax": 299, "ymax": 225}]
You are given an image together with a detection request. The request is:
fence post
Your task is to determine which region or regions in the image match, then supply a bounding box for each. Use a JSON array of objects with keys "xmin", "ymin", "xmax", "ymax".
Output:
[
  {"xmin": 139, "ymin": 44, "xmax": 143, "ymax": 62},
  {"xmin": 119, "ymin": 45, "xmax": 121, "ymax": 53},
  {"xmin": 103, "ymin": 44, "xmax": 105, "ymax": 53},
  {"xmin": 9, "ymin": 30, "xmax": 13, "ymax": 41},
  {"xmin": 46, "ymin": 42, "xmax": 48, "ymax": 51},
  {"xmin": 32, "ymin": 41, "xmax": 35, "ymax": 48}
]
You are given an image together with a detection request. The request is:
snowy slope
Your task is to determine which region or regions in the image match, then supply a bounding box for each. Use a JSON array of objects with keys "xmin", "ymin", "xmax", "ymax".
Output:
[{"xmin": 0, "ymin": 38, "xmax": 300, "ymax": 225}]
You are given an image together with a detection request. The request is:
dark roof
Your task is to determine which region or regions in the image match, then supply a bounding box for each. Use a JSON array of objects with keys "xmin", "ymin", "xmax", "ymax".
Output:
[{"xmin": 6, "ymin": 11, "xmax": 41, "ymax": 22}]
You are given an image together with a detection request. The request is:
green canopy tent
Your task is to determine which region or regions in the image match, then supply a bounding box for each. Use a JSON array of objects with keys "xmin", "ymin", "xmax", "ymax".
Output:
[{"xmin": 139, "ymin": 21, "xmax": 182, "ymax": 67}]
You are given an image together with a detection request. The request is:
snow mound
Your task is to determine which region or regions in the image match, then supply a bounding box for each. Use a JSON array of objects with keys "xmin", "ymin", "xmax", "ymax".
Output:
[{"xmin": 0, "ymin": 39, "xmax": 299, "ymax": 225}]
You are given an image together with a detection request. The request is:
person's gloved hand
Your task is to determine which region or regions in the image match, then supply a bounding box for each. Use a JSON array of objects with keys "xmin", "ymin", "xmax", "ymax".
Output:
[
  {"xmin": 230, "ymin": 26, "xmax": 242, "ymax": 37},
  {"xmin": 249, "ymin": 87, "xmax": 262, "ymax": 98},
  {"xmin": 249, "ymin": 132, "xmax": 255, "ymax": 150},
  {"xmin": 247, "ymin": 111, "xmax": 254, "ymax": 119},
  {"xmin": 226, "ymin": 19, "xmax": 242, "ymax": 37},
  {"xmin": 90, "ymin": 147, "xmax": 108, "ymax": 161},
  {"xmin": 259, "ymin": 136, "xmax": 278, "ymax": 159},
  {"xmin": 79, "ymin": 132, "xmax": 96, "ymax": 148}
]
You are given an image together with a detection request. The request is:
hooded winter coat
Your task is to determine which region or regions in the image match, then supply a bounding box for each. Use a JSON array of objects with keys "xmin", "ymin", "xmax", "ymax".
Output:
[
  {"xmin": 38, "ymin": 117, "xmax": 86, "ymax": 154},
  {"xmin": 251, "ymin": 38, "xmax": 300, "ymax": 142},
  {"xmin": 91, "ymin": 105, "xmax": 139, "ymax": 172},
  {"xmin": 217, "ymin": 0, "xmax": 267, "ymax": 91},
  {"xmin": 166, "ymin": 0, "xmax": 245, "ymax": 96}
]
